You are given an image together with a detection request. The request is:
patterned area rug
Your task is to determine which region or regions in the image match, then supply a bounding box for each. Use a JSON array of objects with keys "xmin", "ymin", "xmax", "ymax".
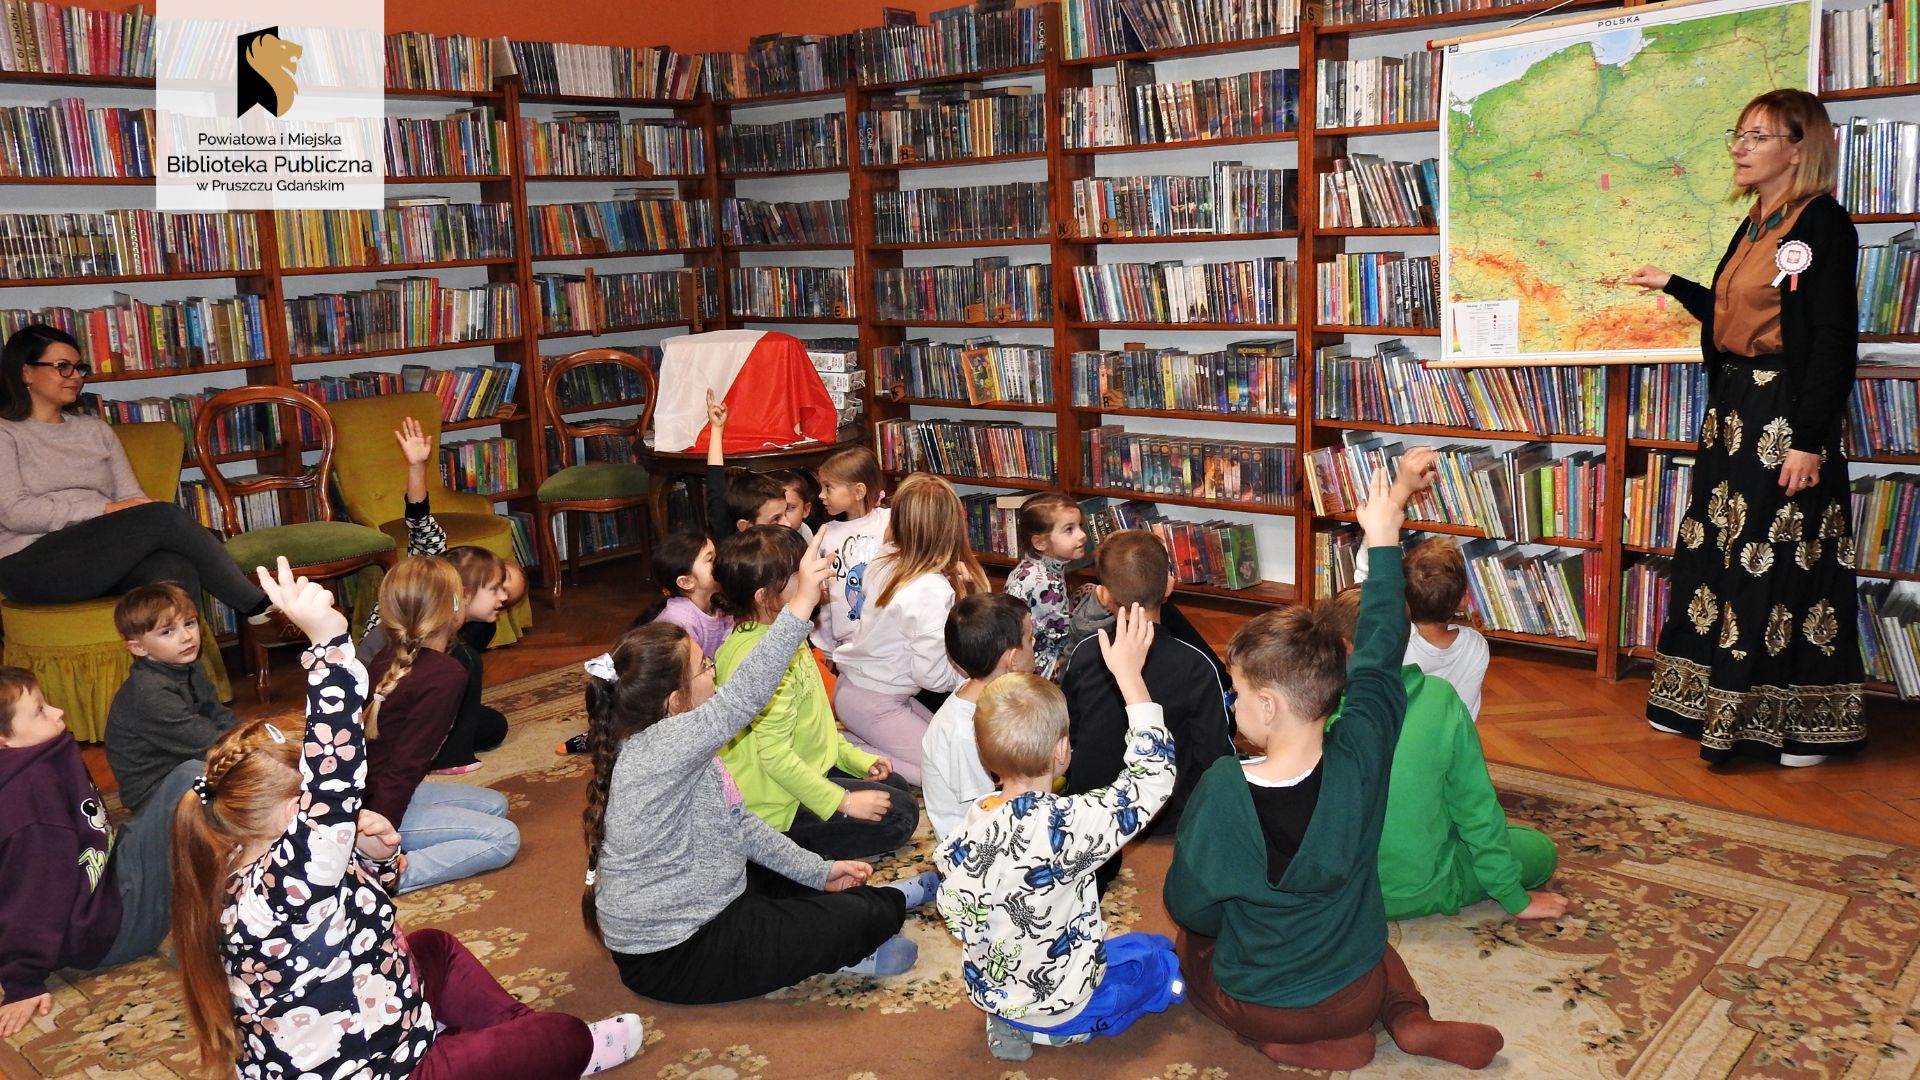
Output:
[{"xmin": 6, "ymin": 663, "xmax": 1920, "ymax": 1079}]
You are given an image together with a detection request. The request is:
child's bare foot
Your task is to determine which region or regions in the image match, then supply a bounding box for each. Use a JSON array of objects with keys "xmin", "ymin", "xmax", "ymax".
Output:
[
  {"xmin": 1387, "ymin": 1010, "xmax": 1504, "ymax": 1068},
  {"xmin": 1253, "ymin": 1031, "xmax": 1376, "ymax": 1071}
]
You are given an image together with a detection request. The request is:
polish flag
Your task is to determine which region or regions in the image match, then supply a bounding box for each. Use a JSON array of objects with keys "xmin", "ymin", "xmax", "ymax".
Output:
[{"xmin": 654, "ymin": 329, "xmax": 839, "ymax": 453}]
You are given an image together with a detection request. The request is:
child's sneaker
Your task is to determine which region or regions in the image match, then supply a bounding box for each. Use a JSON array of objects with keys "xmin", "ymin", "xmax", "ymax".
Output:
[{"xmin": 558, "ymin": 732, "xmax": 591, "ymax": 755}]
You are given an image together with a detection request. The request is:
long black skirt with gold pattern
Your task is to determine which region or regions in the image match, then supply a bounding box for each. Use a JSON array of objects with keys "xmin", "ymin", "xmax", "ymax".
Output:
[{"xmin": 1645, "ymin": 356, "xmax": 1866, "ymax": 763}]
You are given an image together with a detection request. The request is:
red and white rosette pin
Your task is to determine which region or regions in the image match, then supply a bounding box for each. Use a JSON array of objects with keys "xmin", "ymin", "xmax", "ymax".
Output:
[{"xmin": 1772, "ymin": 240, "xmax": 1813, "ymax": 290}]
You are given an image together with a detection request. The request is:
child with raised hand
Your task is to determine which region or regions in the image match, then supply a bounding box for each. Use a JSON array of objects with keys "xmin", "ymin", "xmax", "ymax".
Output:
[
  {"xmin": 1002, "ymin": 492, "xmax": 1086, "ymax": 681},
  {"xmin": 712, "ymin": 525, "xmax": 916, "ymax": 860},
  {"xmin": 702, "ymin": 390, "xmax": 788, "ymax": 535},
  {"xmin": 935, "ymin": 604, "xmax": 1182, "ymax": 1063},
  {"xmin": 170, "ymin": 557, "xmax": 643, "ymax": 1080},
  {"xmin": 106, "ymin": 583, "xmax": 239, "ymax": 815},
  {"xmin": 832, "ymin": 474, "xmax": 987, "ymax": 784},
  {"xmin": 584, "ymin": 537, "xmax": 936, "ymax": 1004},
  {"xmin": 809, "ymin": 445, "xmax": 890, "ymax": 656},
  {"xmin": 921, "ymin": 593, "xmax": 1034, "ymax": 840},
  {"xmin": 1165, "ymin": 452, "xmax": 1507, "ymax": 1073},
  {"xmin": 364, "ymin": 556, "xmax": 520, "ymax": 893}
]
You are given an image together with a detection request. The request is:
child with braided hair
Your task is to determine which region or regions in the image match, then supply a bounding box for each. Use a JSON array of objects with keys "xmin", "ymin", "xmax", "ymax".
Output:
[
  {"xmin": 169, "ymin": 557, "xmax": 644, "ymax": 1080},
  {"xmin": 364, "ymin": 555, "xmax": 519, "ymax": 893}
]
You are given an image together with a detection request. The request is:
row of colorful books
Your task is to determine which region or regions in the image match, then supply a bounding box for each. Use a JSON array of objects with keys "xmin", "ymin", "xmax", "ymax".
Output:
[
  {"xmin": 1316, "ymin": 250, "xmax": 1438, "ymax": 328},
  {"xmin": 0, "ymin": 294, "xmax": 267, "ymax": 373},
  {"xmin": 721, "ymin": 197, "xmax": 851, "ymax": 247},
  {"xmin": 533, "ymin": 268, "xmax": 709, "ymax": 334},
  {"xmin": 519, "ymin": 115, "xmax": 706, "ymax": 178},
  {"xmin": 84, "ymin": 391, "xmax": 282, "ymax": 456},
  {"xmin": 877, "ymin": 339, "xmax": 1055, "ymax": 405},
  {"xmin": 1618, "ymin": 555, "xmax": 1671, "ymax": 650},
  {"xmin": 0, "ymin": 0, "xmax": 151, "ymax": 76},
  {"xmin": 1068, "ymin": 165, "xmax": 1297, "ymax": 239},
  {"xmin": 729, "ymin": 265, "xmax": 857, "ymax": 320},
  {"xmin": 527, "ymin": 194, "xmax": 714, "ymax": 257},
  {"xmin": 440, "ymin": 436, "xmax": 521, "ymax": 496},
  {"xmin": 1317, "ymin": 0, "xmax": 1545, "ymax": 27},
  {"xmin": 0, "ymin": 100, "xmax": 150, "ymax": 178},
  {"xmin": 1852, "ymin": 472, "xmax": 1920, "ymax": 575},
  {"xmin": 291, "ymin": 361, "xmax": 521, "ymax": 427},
  {"xmin": 506, "ymin": 41, "xmax": 703, "ymax": 101},
  {"xmin": 874, "ymin": 418, "xmax": 1058, "ymax": 482},
  {"xmin": 1859, "ymin": 233, "xmax": 1920, "ymax": 336},
  {"xmin": 386, "ymin": 31, "xmax": 496, "ymax": 92},
  {"xmin": 1057, "ymin": 0, "xmax": 1300, "ymax": 60},
  {"xmin": 718, "ymin": 115, "xmax": 848, "ymax": 174},
  {"xmin": 1315, "ymin": 339, "xmax": 1606, "ymax": 436},
  {"xmin": 1850, "ymin": 373, "xmax": 1920, "ymax": 457},
  {"xmin": 1071, "ymin": 256, "xmax": 1298, "ymax": 325},
  {"xmin": 873, "ymin": 259, "xmax": 1050, "ymax": 323},
  {"xmin": 847, "ymin": 5, "xmax": 1046, "ymax": 86},
  {"xmin": 857, "ymin": 89, "xmax": 1045, "ymax": 165},
  {"xmin": 553, "ymin": 356, "xmax": 654, "ymax": 409},
  {"xmin": 874, "ymin": 181, "xmax": 1049, "ymax": 246},
  {"xmin": 1071, "ymin": 342, "xmax": 1297, "ymax": 416},
  {"xmin": 1084, "ymin": 424, "xmax": 1298, "ymax": 506},
  {"xmin": 546, "ymin": 506, "xmax": 647, "ymax": 561},
  {"xmin": 1821, "ymin": 0, "xmax": 1918, "ymax": 93},
  {"xmin": 1305, "ymin": 435, "xmax": 1605, "ymax": 542},
  {"xmin": 1459, "ymin": 539, "xmax": 1600, "ymax": 642},
  {"xmin": 703, "ymin": 33, "xmax": 853, "ymax": 99},
  {"xmin": 1858, "ymin": 581, "xmax": 1920, "ymax": 698},
  {"xmin": 0, "ymin": 210, "xmax": 260, "ymax": 279},
  {"xmin": 961, "ymin": 490, "xmax": 1030, "ymax": 559},
  {"xmin": 1627, "ymin": 363, "xmax": 1706, "ymax": 443},
  {"xmin": 1319, "ymin": 155, "xmax": 1438, "ymax": 229},
  {"xmin": 386, "ymin": 108, "xmax": 508, "ymax": 179},
  {"xmin": 1315, "ymin": 51, "xmax": 1441, "ymax": 130},
  {"xmin": 1621, "ymin": 451, "xmax": 1694, "ymax": 550},
  {"xmin": 284, "ymin": 279, "xmax": 520, "ymax": 359},
  {"xmin": 1833, "ymin": 117, "xmax": 1918, "ymax": 217},
  {"xmin": 275, "ymin": 201, "xmax": 515, "ymax": 269},
  {"xmin": 1060, "ymin": 67, "xmax": 1301, "ymax": 149}
]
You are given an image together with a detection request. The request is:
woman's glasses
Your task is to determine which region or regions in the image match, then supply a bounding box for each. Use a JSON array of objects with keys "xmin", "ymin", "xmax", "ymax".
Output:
[
  {"xmin": 1724, "ymin": 129, "xmax": 1795, "ymax": 151},
  {"xmin": 24, "ymin": 359, "xmax": 91, "ymax": 378}
]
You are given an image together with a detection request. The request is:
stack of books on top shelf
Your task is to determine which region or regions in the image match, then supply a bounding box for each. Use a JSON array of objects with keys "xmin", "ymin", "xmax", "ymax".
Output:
[
  {"xmin": 1316, "ymin": 339, "xmax": 1605, "ymax": 435},
  {"xmin": 1834, "ymin": 119, "xmax": 1918, "ymax": 217},
  {"xmin": 1, "ymin": 295, "xmax": 268, "ymax": 373},
  {"xmin": 849, "ymin": 4, "xmax": 1046, "ymax": 85},
  {"xmin": 703, "ymin": 32, "xmax": 855, "ymax": 99},
  {"xmin": 1072, "ymin": 341, "xmax": 1296, "ymax": 416},
  {"xmin": 1067, "ymin": 166, "xmax": 1297, "ymax": 238},
  {"xmin": 1858, "ymin": 233, "xmax": 1920, "ymax": 335},
  {"xmin": 1319, "ymin": 155, "xmax": 1438, "ymax": 229},
  {"xmin": 283, "ymin": 278, "xmax": 520, "ymax": 358},
  {"xmin": 722, "ymin": 198, "xmax": 851, "ymax": 247},
  {"xmin": 1316, "ymin": 251, "xmax": 1438, "ymax": 327},
  {"xmin": 1060, "ymin": 67, "xmax": 1301, "ymax": 148},
  {"xmin": 873, "ymin": 259, "xmax": 1050, "ymax": 322},
  {"xmin": 874, "ymin": 182, "xmax": 1049, "ymax": 245},
  {"xmin": 1628, "ymin": 362, "xmax": 1706, "ymax": 442},
  {"xmin": 276, "ymin": 202, "xmax": 516, "ymax": 269},
  {"xmin": 0, "ymin": 1, "xmax": 153, "ymax": 75},
  {"xmin": 0, "ymin": 210, "xmax": 261, "ymax": 279},
  {"xmin": 1850, "ymin": 366, "xmax": 1920, "ymax": 457},
  {"xmin": 1071, "ymin": 256, "xmax": 1297, "ymax": 324},
  {"xmin": 1459, "ymin": 538, "xmax": 1599, "ymax": 642},
  {"xmin": 440, "ymin": 436, "xmax": 520, "ymax": 496},
  {"xmin": 385, "ymin": 31, "xmax": 497, "ymax": 92},
  {"xmin": 859, "ymin": 87, "xmax": 1045, "ymax": 164},
  {"xmin": 507, "ymin": 41, "xmax": 702, "ymax": 99},
  {"xmin": 1316, "ymin": 51, "xmax": 1441, "ymax": 129},
  {"xmin": 729, "ymin": 266, "xmax": 856, "ymax": 320},
  {"xmin": 1622, "ymin": 451, "xmax": 1694, "ymax": 550},
  {"xmin": 1058, "ymin": 0, "xmax": 1301, "ymax": 58},
  {"xmin": 534, "ymin": 268, "xmax": 707, "ymax": 334},
  {"xmin": 878, "ymin": 339, "xmax": 1054, "ymax": 405},
  {"xmin": 1852, "ymin": 472, "xmax": 1920, "ymax": 575},
  {"xmin": 874, "ymin": 417, "xmax": 1059, "ymax": 481},
  {"xmin": 1083, "ymin": 425, "xmax": 1297, "ymax": 506},
  {"xmin": 1820, "ymin": 0, "xmax": 1917, "ymax": 91},
  {"xmin": 719, "ymin": 115, "xmax": 848, "ymax": 173},
  {"xmin": 84, "ymin": 390, "xmax": 282, "ymax": 454},
  {"xmin": 1858, "ymin": 580, "xmax": 1920, "ymax": 698},
  {"xmin": 804, "ymin": 339, "xmax": 865, "ymax": 426},
  {"xmin": 521, "ymin": 114, "xmax": 706, "ymax": 177},
  {"xmin": 1305, "ymin": 435, "xmax": 1604, "ymax": 542},
  {"xmin": 1619, "ymin": 556, "xmax": 1673, "ymax": 649},
  {"xmin": 527, "ymin": 192, "xmax": 714, "ymax": 257},
  {"xmin": 0, "ymin": 101, "xmax": 153, "ymax": 178},
  {"xmin": 385, "ymin": 108, "xmax": 508, "ymax": 178}
]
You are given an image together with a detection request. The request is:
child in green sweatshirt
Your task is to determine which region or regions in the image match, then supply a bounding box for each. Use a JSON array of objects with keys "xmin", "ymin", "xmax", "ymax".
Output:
[{"xmin": 1164, "ymin": 451, "xmax": 1505, "ymax": 1073}]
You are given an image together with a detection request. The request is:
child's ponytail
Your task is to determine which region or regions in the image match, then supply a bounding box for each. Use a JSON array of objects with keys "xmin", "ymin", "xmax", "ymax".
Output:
[{"xmin": 366, "ymin": 556, "xmax": 464, "ymax": 736}]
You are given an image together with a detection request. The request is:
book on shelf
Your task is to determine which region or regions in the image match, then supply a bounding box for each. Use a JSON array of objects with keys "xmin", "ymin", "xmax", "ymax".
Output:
[
  {"xmin": 1858, "ymin": 580, "xmax": 1920, "ymax": 698},
  {"xmin": 521, "ymin": 114, "xmax": 706, "ymax": 178},
  {"xmin": 1058, "ymin": 0, "xmax": 1299, "ymax": 57},
  {"xmin": 874, "ymin": 416, "xmax": 1059, "ymax": 480},
  {"xmin": 849, "ymin": 4, "xmax": 1046, "ymax": 85},
  {"xmin": 0, "ymin": 0, "xmax": 153, "ymax": 76},
  {"xmin": 1083, "ymin": 424, "xmax": 1297, "ymax": 506},
  {"xmin": 872, "ymin": 258, "xmax": 1050, "ymax": 322},
  {"xmin": 547, "ymin": 507, "xmax": 648, "ymax": 560},
  {"xmin": 440, "ymin": 436, "xmax": 520, "ymax": 496},
  {"xmin": 1458, "ymin": 537, "xmax": 1599, "ymax": 643},
  {"xmin": 1315, "ymin": 251, "xmax": 1438, "ymax": 328},
  {"xmin": 385, "ymin": 31, "xmax": 498, "ymax": 92},
  {"xmin": 703, "ymin": 32, "xmax": 855, "ymax": 99},
  {"xmin": 1319, "ymin": 0, "xmax": 1558, "ymax": 25},
  {"xmin": 1315, "ymin": 50, "xmax": 1441, "ymax": 129},
  {"xmin": 874, "ymin": 181, "xmax": 1049, "ymax": 245},
  {"xmin": 535, "ymin": 267, "xmax": 713, "ymax": 334},
  {"xmin": 1850, "ymin": 371, "xmax": 1920, "ymax": 457},
  {"xmin": 1303, "ymin": 433, "xmax": 1603, "ymax": 542},
  {"xmin": 0, "ymin": 100, "xmax": 153, "ymax": 178},
  {"xmin": 1315, "ymin": 338, "xmax": 1604, "ymax": 435},
  {"xmin": 507, "ymin": 40, "xmax": 702, "ymax": 100},
  {"xmin": 1621, "ymin": 451, "xmax": 1695, "ymax": 550},
  {"xmin": 1820, "ymin": 0, "xmax": 1917, "ymax": 92},
  {"xmin": 1319, "ymin": 155, "xmax": 1438, "ymax": 229},
  {"xmin": 1852, "ymin": 471, "xmax": 1920, "ymax": 575},
  {"xmin": 0, "ymin": 210, "xmax": 260, "ymax": 279},
  {"xmin": 86, "ymin": 390, "xmax": 283, "ymax": 455},
  {"xmin": 729, "ymin": 265, "xmax": 856, "ymax": 320},
  {"xmin": 858, "ymin": 87, "xmax": 1045, "ymax": 165},
  {"xmin": 877, "ymin": 338, "xmax": 1053, "ymax": 404},
  {"xmin": 1060, "ymin": 67, "xmax": 1300, "ymax": 148},
  {"xmin": 1618, "ymin": 555, "xmax": 1673, "ymax": 650},
  {"xmin": 1072, "ymin": 341, "xmax": 1296, "ymax": 416},
  {"xmin": 283, "ymin": 278, "xmax": 520, "ymax": 358},
  {"xmin": 1145, "ymin": 517, "xmax": 1265, "ymax": 589},
  {"xmin": 962, "ymin": 490, "xmax": 1033, "ymax": 558},
  {"xmin": 1834, "ymin": 117, "xmax": 1918, "ymax": 217},
  {"xmin": 1312, "ymin": 523, "xmax": 1362, "ymax": 599},
  {"xmin": 722, "ymin": 198, "xmax": 851, "ymax": 247},
  {"xmin": 275, "ymin": 203, "xmax": 516, "ymax": 268},
  {"xmin": 1858, "ymin": 231, "xmax": 1920, "ymax": 336},
  {"xmin": 718, "ymin": 115, "xmax": 848, "ymax": 173},
  {"xmin": 527, "ymin": 193, "xmax": 714, "ymax": 257},
  {"xmin": 1068, "ymin": 165, "xmax": 1297, "ymax": 238},
  {"xmin": 555, "ymin": 353, "xmax": 655, "ymax": 409},
  {"xmin": 1628, "ymin": 362, "xmax": 1706, "ymax": 442},
  {"xmin": 544, "ymin": 422, "xmax": 642, "ymax": 466},
  {"xmin": 292, "ymin": 362, "xmax": 521, "ymax": 427},
  {"xmin": 1071, "ymin": 256, "xmax": 1297, "ymax": 324},
  {"xmin": 506, "ymin": 510, "xmax": 537, "ymax": 567},
  {"xmin": 1, "ymin": 294, "xmax": 267, "ymax": 373},
  {"xmin": 386, "ymin": 108, "xmax": 508, "ymax": 178}
]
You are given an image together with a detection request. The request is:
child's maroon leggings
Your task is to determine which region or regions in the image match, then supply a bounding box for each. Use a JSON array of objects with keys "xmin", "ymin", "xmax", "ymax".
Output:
[{"xmin": 404, "ymin": 929, "xmax": 593, "ymax": 1079}]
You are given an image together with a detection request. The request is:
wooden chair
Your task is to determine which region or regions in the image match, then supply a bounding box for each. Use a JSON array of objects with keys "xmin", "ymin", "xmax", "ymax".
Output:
[
  {"xmin": 192, "ymin": 386, "xmax": 397, "ymax": 701},
  {"xmin": 535, "ymin": 349, "xmax": 658, "ymax": 603}
]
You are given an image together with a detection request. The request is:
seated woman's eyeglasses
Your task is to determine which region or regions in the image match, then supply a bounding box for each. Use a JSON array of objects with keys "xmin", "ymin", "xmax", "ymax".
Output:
[
  {"xmin": 1724, "ymin": 129, "xmax": 1794, "ymax": 150},
  {"xmin": 25, "ymin": 359, "xmax": 91, "ymax": 378}
]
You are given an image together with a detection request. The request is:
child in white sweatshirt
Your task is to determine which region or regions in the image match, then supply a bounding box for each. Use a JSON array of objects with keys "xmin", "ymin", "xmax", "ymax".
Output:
[{"xmin": 810, "ymin": 446, "xmax": 891, "ymax": 657}]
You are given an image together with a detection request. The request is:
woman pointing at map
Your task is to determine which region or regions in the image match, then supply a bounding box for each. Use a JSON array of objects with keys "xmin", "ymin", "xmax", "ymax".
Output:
[{"xmin": 1623, "ymin": 88, "xmax": 1864, "ymax": 768}]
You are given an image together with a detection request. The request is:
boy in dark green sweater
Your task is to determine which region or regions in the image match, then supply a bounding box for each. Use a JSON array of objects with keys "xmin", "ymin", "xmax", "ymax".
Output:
[{"xmin": 1164, "ymin": 451, "xmax": 1505, "ymax": 1072}]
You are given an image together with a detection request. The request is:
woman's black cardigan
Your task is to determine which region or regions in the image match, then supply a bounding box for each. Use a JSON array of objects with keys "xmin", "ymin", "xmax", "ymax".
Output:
[{"xmin": 1660, "ymin": 193, "xmax": 1859, "ymax": 454}]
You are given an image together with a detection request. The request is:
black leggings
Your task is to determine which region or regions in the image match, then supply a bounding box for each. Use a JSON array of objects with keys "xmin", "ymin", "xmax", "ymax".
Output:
[{"xmin": 0, "ymin": 501, "xmax": 268, "ymax": 610}]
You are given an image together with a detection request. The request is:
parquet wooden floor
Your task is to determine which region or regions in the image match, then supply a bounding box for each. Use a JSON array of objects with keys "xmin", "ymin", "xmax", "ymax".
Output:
[{"xmin": 86, "ymin": 560, "xmax": 1920, "ymax": 848}]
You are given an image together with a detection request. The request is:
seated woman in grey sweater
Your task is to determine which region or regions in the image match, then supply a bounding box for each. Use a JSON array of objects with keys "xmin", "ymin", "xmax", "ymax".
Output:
[
  {"xmin": 0, "ymin": 325, "xmax": 269, "ymax": 616},
  {"xmin": 580, "ymin": 540, "xmax": 937, "ymax": 1004}
]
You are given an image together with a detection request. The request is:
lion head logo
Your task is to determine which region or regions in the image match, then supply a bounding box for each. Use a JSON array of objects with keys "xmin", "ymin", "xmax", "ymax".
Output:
[{"xmin": 237, "ymin": 27, "xmax": 301, "ymax": 118}]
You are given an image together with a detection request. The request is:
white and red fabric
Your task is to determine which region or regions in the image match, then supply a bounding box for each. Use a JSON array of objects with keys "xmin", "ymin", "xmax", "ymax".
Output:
[{"xmin": 653, "ymin": 329, "xmax": 838, "ymax": 453}]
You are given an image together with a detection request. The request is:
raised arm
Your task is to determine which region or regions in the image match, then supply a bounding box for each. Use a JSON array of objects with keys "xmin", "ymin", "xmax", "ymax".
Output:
[
  {"xmin": 395, "ymin": 417, "xmax": 447, "ymax": 556},
  {"xmin": 705, "ymin": 391, "xmax": 734, "ymax": 535}
]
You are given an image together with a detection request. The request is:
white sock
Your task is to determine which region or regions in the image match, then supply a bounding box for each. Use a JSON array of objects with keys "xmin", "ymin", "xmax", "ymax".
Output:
[{"xmin": 581, "ymin": 1013, "xmax": 644, "ymax": 1075}]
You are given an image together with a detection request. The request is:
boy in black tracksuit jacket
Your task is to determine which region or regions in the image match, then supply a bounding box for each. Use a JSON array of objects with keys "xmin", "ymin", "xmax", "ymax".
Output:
[{"xmin": 1061, "ymin": 531, "xmax": 1234, "ymax": 895}]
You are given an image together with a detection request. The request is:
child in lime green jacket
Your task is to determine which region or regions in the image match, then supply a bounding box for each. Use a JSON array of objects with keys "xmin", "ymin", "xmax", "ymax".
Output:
[{"xmin": 712, "ymin": 526, "xmax": 917, "ymax": 861}]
